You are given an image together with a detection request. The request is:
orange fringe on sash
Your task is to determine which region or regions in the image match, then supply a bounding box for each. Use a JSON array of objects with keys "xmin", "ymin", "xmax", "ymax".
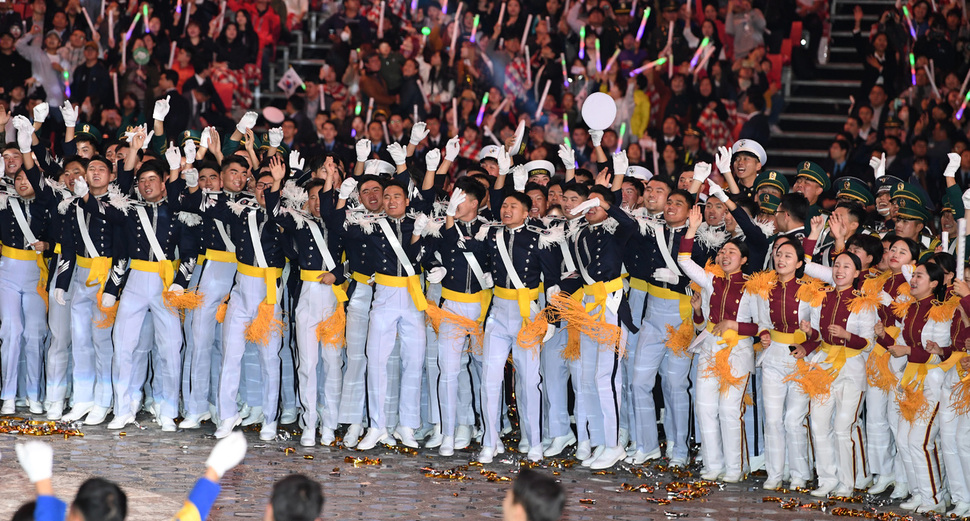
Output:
[
  {"xmin": 95, "ymin": 289, "xmax": 118, "ymax": 329},
  {"xmin": 866, "ymin": 350, "xmax": 898, "ymax": 391},
  {"xmin": 848, "ymin": 288, "xmax": 882, "ymax": 314},
  {"xmin": 898, "ymin": 385, "xmax": 930, "ymax": 423},
  {"xmin": 517, "ymin": 312, "xmax": 551, "ymax": 352},
  {"xmin": 796, "ymin": 277, "xmax": 828, "ymax": 307},
  {"xmin": 547, "ymin": 293, "xmax": 623, "ymax": 355},
  {"xmin": 163, "ymin": 290, "xmax": 205, "ymax": 320},
  {"xmin": 891, "ymin": 283, "xmax": 913, "ymax": 318},
  {"xmin": 951, "ymin": 376, "xmax": 970, "ymax": 415},
  {"xmin": 244, "ymin": 301, "xmax": 285, "ymax": 346},
  {"xmin": 704, "ymin": 348, "xmax": 745, "ymax": 394},
  {"xmin": 929, "ymin": 297, "xmax": 960, "ymax": 323},
  {"xmin": 425, "ymin": 300, "xmax": 484, "ymax": 355},
  {"xmin": 861, "ymin": 269, "xmax": 892, "ymax": 294},
  {"xmin": 744, "ymin": 270, "xmax": 777, "ymax": 298},
  {"xmin": 665, "ymin": 322, "xmax": 695, "ymax": 357},
  {"xmin": 216, "ymin": 295, "xmax": 230, "ymax": 323},
  {"xmin": 562, "ymin": 325, "xmax": 581, "ymax": 361},
  {"xmin": 784, "ymin": 359, "xmax": 835, "ymax": 401},
  {"xmin": 316, "ymin": 305, "xmax": 347, "ymax": 348}
]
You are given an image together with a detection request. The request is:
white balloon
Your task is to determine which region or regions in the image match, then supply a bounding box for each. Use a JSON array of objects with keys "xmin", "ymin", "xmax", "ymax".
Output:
[{"xmin": 582, "ymin": 92, "xmax": 618, "ymax": 130}]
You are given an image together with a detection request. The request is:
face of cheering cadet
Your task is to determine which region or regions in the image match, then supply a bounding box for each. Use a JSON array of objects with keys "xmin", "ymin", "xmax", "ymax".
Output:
[
  {"xmin": 704, "ymin": 199, "xmax": 726, "ymax": 225},
  {"xmin": 501, "ymin": 196, "xmax": 529, "ymax": 229},
  {"xmin": 359, "ymin": 179, "xmax": 384, "ymax": 212},
  {"xmin": 85, "ymin": 159, "xmax": 112, "ymax": 195},
  {"xmin": 664, "ymin": 193, "xmax": 690, "ymax": 227},
  {"xmin": 526, "ymin": 188, "xmax": 547, "ymax": 219},
  {"xmin": 547, "ymin": 183, "xmax": 562, "ymax": 207},
  {"xmin": 76, "ymin": 140, "xmax": 96, "ymax": 159},
  {"xmin": 454, "ymin": 191, "xmax": 480, "ymax": 222},
  {"xmin": 560, "ymin": 188, "xmax": 586, "ymax": 219},
  {"xmin": 620, "ymin": 180, "xmax": 640, "ymax": 209},
  {"xmin": 307, "ymin": 184, "xmax": 323, "ymax": 218},
  {"xmin": 909, "ymin": 265, "xmax": 938, "ymax": 300},
  {"xmin": 847, "ymin": 244, "xmax": 873, "ymax": 271},
  {"xmin": 893, "ymin": 217, "xmax": 924, "ymax": 241},
  {"xmin": 199, "ymin": 167, "xmax": 222, "ymax": 191},
  {"xmin": 584, "ymin": 192, "xmax": 610, "ymax": 225},
  {"xmin": 383, "ymin": 184, "xmax": 409, "ymax": 219},
  {"xmin": 221, "ymin": 161, "xmax": 248, "ymax": 193},
  {"xmin": 717, "ymin": 242, "xmax": 747, "ymax": 274},
  {"xmin": 732, "ymin": 152, "xmax": 760, "ymax": 185},
  {"xmin": 773, "ymin": 241, "xmax": 803, "ymax": 280},
  {"xmin": 138, "ymin": 170, "xmax": 166, "ymax": 203},
  {"xmin": 254, "ymin": 173, "xmax": 273, "ymax": 208},
  {"xmin": 792, "ymin": 177, "xmax": 823, "ymax": 205},
  {"xmin": 59, "ymin": 160, "xmax": 84, "ymax": 191},
  {"xmin": 677, "ymin": 171, "xmax": 693, "ymax": 191},
  {"xmin": 3, "ymin": 148, "xmax": 23, "ymax": 178},
  {"xmin": 14, "ymin": 171, "xmax": 34, "ymax": 199},
  {"xmin": 886, "ymin": 239, "xmax": 916, "ymax": 273},
  {"xmin": 942, "ymin": 210, "xmax": 958, "ymax": 236},
  {"xmin": 832, "ymin": 253, "xmax": 860, "ymax": 291},
  {"xmin": 644, "ymin": 179, "xmax": 670, "ymax": 214}
]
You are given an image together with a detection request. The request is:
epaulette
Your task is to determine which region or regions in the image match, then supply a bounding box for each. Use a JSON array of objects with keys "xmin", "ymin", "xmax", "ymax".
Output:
[{"xmin": 281, "ymin": 180, "xmax": 308, "ymax": 211}]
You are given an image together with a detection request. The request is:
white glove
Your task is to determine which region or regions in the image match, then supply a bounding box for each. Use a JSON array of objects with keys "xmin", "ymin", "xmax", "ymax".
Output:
[
  {"xmin": 446, "ymin": 188, "xmax": 466, "ymax": 217},
  {"xmin": 60, "ymin": 101, "xmax": 79, "ymax": 128},
  {"xmin": 33, "ymin": 102, "xmax": 49, "ymax": 124},
  {"xmin": 205, "ymin": 431, "xmax": 247, "ymax": 479},
  {"xmin": 236, "ymin": 111, "xmax": 258, "ymax": 134},
  {"xmin": 612, "ymin": 150, "xmax": 629, "ymax": 177},
  {"xmin": 426, "ymin": 266, "xmax": 446, "ymax": 284},
  {"xmin": 570, "ymin": 198, "xmax": 600, "ymax": 216},
  {"xmin": 52, "ymin": 288, "xmax": 66, "ymax": 306},
  {"xmin": 100, "ymin": 293, "xmax": 116, "ymax": 308},
  {"xmin": 715, "ymin": 145, "xmax": 731, "ymax": 174},
  {"xmin": 945, "ymin": 152, "xmax": 961, "ymax": 178},
  {"xmin": 183, "ymin": 168, "xmax": 199, "ymax": 188},
  {"xmin": 153, "ymin": 95, "xmax": 171, "ymax": 121},
  {"xmin": 545, "ymin": 284, "xmax": 560, "ymax": 302},
  {"xmin": 290, "ymin": 150, "xmax": 305, "ymax": 171},
  {"xmin": 707, "ymin": 180, "xmax": 729, "ymax": 202},
  {"xmin": 497, "ymin": 147, "xmax": 512, "ymax": 175},
  {"xmin": 388, "ymin": 142, "xmax": 407, "ymax": 166},
  {"xmin": 409, "ymin": 121, "xmax": 429, "ymax": 145},
  {"xmin": 167, "ymin": 284, "xmax": 184, "ymax": 295},
  {"xmin": 511, "ymin": 165, "xmax": 528, "ymax": 191},
  {"xmin": 445, "ymin": 136, "xmax": 461, "ymax": 161},
  {"xmin": 338, "ymin": 177, "xmax": 358, "ymax": 200},
  {"xmin": 165, "ymin": 144, "xmax": 182, "ymax": 170},
  {"xmin": 73, "ymin": 177, "xmax": 89, "ymax": 198},
  {"xmin": 557, "ymin": 144, "xmax": 575, "ymax": 169},
  {"xmin": 869, "ymin": 152, "xmax": 886, "ymax": 180},
  {"xmin": 412, "ymin": 213, "xmax": 430, "ymax": 236},
  {"xmin": 481, "ymin": 272, "xmax": 494, "ymax": 289},
  {"xmin": 15, "ymin": 441, "xmax": 53, "ymax": 483},
  {"xmin": 143, "ymin": 131, "xmax": 154, "ymax": 150},
  {"xmin": 268, "ymin": 127, "xmax": 283, "ymax": 148},
  {"xmin": 962, "ymin": 187, "xmax": 970, "ymax": 210},
  {"xmin": 653, "ymin": 267, "xmax": 680, "ymax": 284},
  {"xmin": 355, "ymin": 138, "xmax": 372, "ymax": 162},
  {"xmin": 200, "ymin": 127, "xmax": 212, "ymax": 149},
  {"xmin": 184, "ymin": 139, "xmax": 197, "ymax": 165},
  {"xmin": 589, "ymin": 129, "xmax": 604, "ymax": 147},
  {"xmin": 901, "ymin": 263, "xmax": 915, "ymax": 282},
  {"xmin": 14, "ymin": 115, "xmax": 33, "ymax": 154},
  {"xmin": 693, "ymin": 161, "xmax": 712, "ymax": 182},
  {"xmin": 425, "ymin": 149, "xmax": 441, "ymax": 172}
]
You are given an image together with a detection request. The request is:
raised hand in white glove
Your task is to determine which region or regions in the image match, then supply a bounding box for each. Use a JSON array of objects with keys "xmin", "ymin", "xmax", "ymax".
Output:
[
  {"xmin": 268, "ymin": 127, "xmax": 283, "ymax": 148},
  {"xmin": 715, "ymin": 146, "xmax": 731, "ymax": 174},
  {"xmin": 143, "ymin": 131, "xmax": 154, "ymax": 150},
  {"xmin": 445, "ymin": 136, "xmax": 461, "ymax": 161},
  {"xmin": 60, "ymin": 101, "xmax": 79, "ymax": 128},
  {"xmin": 101, "ymin": 293, "xmax": 116, "ymax": 308},
  {"xmin": 338, "ymin": 177, "xmax": 358, "ymax": 200},
  {"xmin": 167, "ymin": 284, "xmax": 184, "ymax": 295},
  {"xmin": 570, "ymin": 198, "xmax": 600, "ymax": 216},
  {"xmin": 200, "ymin": 127, "xmax": 212, "ymax": 149},
  {"xmin": 545, "ymin": 284, "xmax": 561, "ymax": 302},
  {"xmin": 33, "ymin": 102, "xmax": 49, "ymax": 124},
  {"xmin": 73, "ymin": 177, "xmax": 89, "ymax": 198},
  {"xmin": 153, "ymin": 95, "xmax": 171, "ymax": 121},
  {"xmin": 236, "ymin": 111, "xmax": 258, "ymax": 134},
  {"xmin": 205, "ymin": 431, "xmax": 247, "ymax": 479},
  {"xmin": 425, "ymin": 149, "xmax": 441, "ymax": 172},
  {"xmin": 692, "ymin": 161, "xmax": 712, "ymax": 182},
  {"xmin": 388, "ymin": 142, "xmax": 407, "ymax": 166},
  {"xmin": 497, "ymin": 147, "xmax": 512, "ymax": 175},
  {"xmin": 412, "ymin": 213, "xmax": 430, "ymax": 236},
  {"xmin": 511, "ymin": 165, "xmax": 528, "ymax": 191},
  {"xmin": 901, "ymin": 263, "xmax": 915, "ymax": 282},
  {"xmin": 15, "ymin": 441, "xmax": 53, "ymax": 483},
  {"xmin": 557, "ymin": 143, "xmax": 575, "ymax": 168},
  {"xmin": 869, "ymin": 152, "xmax": 886, "ymax": 180},
  {"xmin": 184, "ymin": 139, "xmax": 197, "ymax": 165},
  {"xmin": 409, "ymin": 121, "xmax": 429, "ymax": 145},
  {"xmin": 183, "ymin": 168, "xmax": 199, "ymax": 188},
  {"xmin": 653, "ymin": 267, "xmax": 680, "ymax": 284},
  {"xmin": 14, "ymin": 115, "xmax": 33, "ymax": 154},
  {"xmin": 707, "ymin": 179, "xmax": 729, "ymax": 202},
  {"xmin": 446, "ymin": 188, "xmax": 466, "ymax": 217},
  {"xmin": 355, "ymin": 138, "xmax": 372, "ymax": 162},
  {"xmin": 962, "ymin": 187, "xmax": 970, "ymax": 210},
  {"xmin": 426, "ymin": 266, "xmax": 446, "ymax": 284},
  {"xmin": 589, "ymin": 129, "xmax": 604, "ymax": 147},
  {"xmin": 612, "ymin": 150, "xmax": 629, "ymax": 176},
  {"xmin": 165, "ymin": 144, "xmax": 182, "ymax": 170},
  {"xmin": 945, "ymin": 152, "xmax": 961, "ymax": 178},
  {"xmin": 289, "ymin": 150, "xmax": 305, "ymax": 171}
]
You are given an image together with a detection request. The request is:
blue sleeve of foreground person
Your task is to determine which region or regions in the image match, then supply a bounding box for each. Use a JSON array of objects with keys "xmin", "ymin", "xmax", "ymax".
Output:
[
  {"xmin": 35, "ymin": 496, "xmax": 67, "ymax": 521},
  {"xmin": 172, "ymin": 478, "xmax": 222, "ymax": 521}
]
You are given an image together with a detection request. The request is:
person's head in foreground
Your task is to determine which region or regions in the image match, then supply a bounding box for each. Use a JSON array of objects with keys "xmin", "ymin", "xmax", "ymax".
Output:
[
  {"xmin": 502, "ymin": 469, "xmax": 565, "ymax": 521},
  {"xmin": 266, "ymin": 474, "xmax": 324, "ymax": 521}
]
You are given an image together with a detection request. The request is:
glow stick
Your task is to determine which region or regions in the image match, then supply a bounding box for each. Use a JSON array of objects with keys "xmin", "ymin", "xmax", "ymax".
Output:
[
  {"xmin": 595, "ymin": 38, "xmax": 601, "ymax": 72},
  {"xmin": 636, "ymin": 7, "xmax": 650, "ymax": 42},
  {"xmin": 959, "ymin": 218, "xmax": 966, "ymax": 280},
  {"xmin": 628, "ymin": 56, "xmax": 666, "ymax": 76},
  {"xmin": 449, "ymin": 4, "xmax": 462, "ymax": 61},
  {"xmin": 603, "ymin": 48, "xmax": 620, "ymax": 73},
  {"xmin": 943, "ymin": 231, "xmax": 950, "ymax": 252},
  {"xmin": 520, "ymin": 14, "xmax": 532, "ymax": 49},
  {"xmin": 452, "ymin": 98, "xmax": 458, "ymax": 130},
  {"xmin": 377, "ymin": 1, "xmax": 385, "ymax": 39},
  {"xmin": 382, "ymin": 120, "xmax": 390, "ymax": 144},
  {"xmin": 470, "ymin": 14, "xmax": 479, "ymax": 42},
  {"xmin": 125, "ymin": 12, "xmax": 141, "ymax": 40},
  {"xmin": 909, "ymin": 53, "xmax": 916, "ymax": 86},
  {"xmin": 441, "ymin": 0, "xmax": 447, "ymax": 15},
  {"xmin": 101, "ymin": 0, "xmax": 105, "ymax": 19},
  {"xmin": 365, "ymin": 97, "xmax": 374, "ymax": 123},
  {"xmin": 924, "ymin": 64, "xmax": 939, "ymax": 98},
  {"xmin": 121, "ymin": 34, "xmax": 127, "ymax": 65},
  {"xmin": 217, "ymin": 0, "xmax": 227, "ymax": 34},
  {"xmin": 525, "ymin": 44, "xmax": 531, "ymax": 83},
  {"xmin": 959, "ymin": 65, "xmax": 970, "ymax": 99},
  {"xmin": 490, "ymin": 95, "xmax": 511, "ymax": 119},
  {"xmin": 689, "ymin": 36, "xmax": 710, "ymax": 69},
  {"xmin": 692, "ymin": 44, "xmax": 715, "ymax": 74},
  {"xmin": 354, "ymin": 101, "xmax": 362, "ymax": 116},
  {"xmin": 563, "ymin": 113, "xmax": 569, "ymax": 134},
  {"xmin": 143, "ymin": 3, "xmax": 149, "ymax": 33},
  {"xmin": 414, "ymin": 104, "xmax": 418, "ymax": 122},
  {"xmin": 476, "ymin": 92, "xmax": 489, "ymax": 126},
  {"xmin": 176, "ymin": 0, "xmax": 182, "ymax": 14},
  {"xmin": 416, "ymin": 79, "xmax": 430, "ymax": 107},
  {"xmin": 412, "ymin": 0, "xmax": 418, "ymax": 12},
  {"xmin": 320, "ymin": 84, "xmax": 326, "ymax": 111},
  {"xmin": 560, "ymin": 53, "xmax": 568, "ymax": 86},
  {"xmin": 665, "ymin": 20, "xmax": 674, "ymax": 50},
  {"xmin": 496, "ymin": 2, "xmax": 506, "ymax": 30},
  {"xmin": 630, "ymin": 0, "xmax": 637, "ymax": 19},
  {"xmin": 108, "ymin": 10, "xmax": 114, "ymax": 40},
  {"xmin": 81, "ymin": 7, "xmax": 96, "ymax": 35},
  {"xmin": 956, "ymin": 89, "xmax": 970, "ymax": 119},
  {"xmin": 534, "ymin": 80, "xmax": 551, "ymax": 119},
  {"xmin": 902, "ymin": 6, "xmax": 917, "ymax": 39},
  {"xmin": 168, "ymin": 42, "xmax": 176, "ymax": 67},
  {"xmin": 617, "ymin": 122, "xmax": 626, "ymax": 153},
  {"xmin": 579, "ymin": 26, "xmax": 585, "ymax": 59},
  {"xmin": 112, "ymin": 72, "xmax": 118, "ymax": 106},
  {"xmin": 63, "ymin": 70, "xmax": 71, "ymax": 98}
]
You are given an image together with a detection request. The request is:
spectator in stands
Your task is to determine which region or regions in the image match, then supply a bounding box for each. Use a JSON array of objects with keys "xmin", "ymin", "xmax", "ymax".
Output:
[
  {"xmin": 725, "ymin": 0, "xmax": 766, "ymax": 60},
  {"xmin": 738, "ymin": 88, "xmax": 769, "ymax": 144},
  {"xmin": 853, "ymin": 7, "xmax": 898, "ymax": 99}
]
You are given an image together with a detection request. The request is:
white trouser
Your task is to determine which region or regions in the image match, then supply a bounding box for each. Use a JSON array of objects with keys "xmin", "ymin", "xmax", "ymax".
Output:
[
  {"xmin": 338, "ymin": 279, "xmax": 372, "ymax": 424},
  {"xmin": 131, "ymin": 313, "xmax": 155, "ymax": 409},
  {"xmin": 0, "ymin": 256, "xmax": 47, "ymax": 402},
  {"xmin": 940, "ymin": 366, "xmax": 970, "ymax": 505},
  {"xmin": 479, "ymin": 296, "xmax": 542, "ymax": 449},
  {"xmin": 45, "ymin": 258, "xmax": 73, "ymax": 406},
  {"xmin": 69, "ymin": 266, "xmax": 114, "ymax": 408},
  {"xmin": 365, "ymin": 284, "xmax": 426, "ymax": 430},
  {"xmin": 541, "ymin": 322, "xmax": 574, "ymax": 440},
  {"xmin": 580, "ymin": 294, "xmax": 626, "ymax": 448},
  {"xmin": 898, "ymin": 366, "xmax": 947, "ymax": 506},
  {"xmin": 743, "ymin": 367, "xmax": 765, "ymax": 458},
  {"xmin": 280, "ymin": 280, "xmax": 297, "ymax": 415},
  {"xmin": 632, "ymin": 295, "xmax": 692, "ymax": 460},
  {"xmin": 760, "ymin": 341, "xmax": 811, "ymax": 484},
  {"xmin": 217, "ymin": 272, "xmax": 282, "ymax": 423},
  {"xmin": 807, "ymin": 350, "xmax": 867, "ymax": 490},
  {"xmin": 868, "ymin": 353, "xmax": 907, "ymax": 485},
  {"xmin": 622, "ymin": 287, "xmax": 647, "ymax": 444},
  {"xmin": 111, "ymin": 270, "xmax": 181, "ymax": 419},
  {"xmin": 294, "ymin": 280, "xmax": 343, "ymax": 431},
  {"xmin": 695, "ymin": 336, "xmax": 753, "ymax": 478},
  {"xmin": 436, "ymin": 299, "xmax": 482, "ymax": 438},
  {"xmin": 185, "ymin": 259, "xmax": 235, "ymax": 415},
  {"xmin": 424, "ymin": 284, "xmax": 442, "ymax": 428},
  {"xmin": 457, "ymin": 350, "xmax": 477, "ymax": 427}
]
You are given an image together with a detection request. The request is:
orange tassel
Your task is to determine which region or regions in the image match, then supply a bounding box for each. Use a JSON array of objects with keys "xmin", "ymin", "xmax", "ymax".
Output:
[
  {"xmin": 861, "ymin": 269, "xmax": 892, "ymax": 295},
  {"xmin": 848, "ymin": 288, "xmax": 881, "ymax": 314},
  {"xmin": 665, "ymin": 321, "xmax": 695, "ymax": 357},
  {"xmin": 547, "ymin": 293, "xmax": 622, "ymax": 354},
  {"xmin": 562, "ymin": 325, "xmax": 581, "ymax": 361},
  {"xmin": 703, "ymin": 348, "xmax": 745, "ymax": 394},
  {"xmin": 163, "ymin": 289, "xmax": 205, "ymax": 321},
  {"xmin": 216, "ymin": 294, "xmax": 230, "ymax": 323},
  {"xmin": 516, "ymin": 313, "xmax": 551, "ymax": 352},
  {"xmin": 95, "ymin": 289, "xmax": 118, "ymax": 329},
  {"xmin": 951, "ymin": 376, "xmax": 970, "ymax": 415},
  {"xmin": 898, "ymin": 385, "xmax": 930, "ymax": 423},
  {"xmin": 315, "ymin": 304, "xmax": 347, "ymax": 348},
  {"xmin": 892, "ymin": 283, "xmax": 913, "ymax": 318},
  {"xmin": 425, "ymin": 299, "xmax": 444, "ymax": 336},
  {"xmin": 704, "ymin": 259, "xmax": 726, "ymax": 279},
  {"xmin": 744, "ymin": 270, "xmax": 777, "ymax": 299},
  {"xmin": 784, "ymin": 359, "xmax": 835, "ymax": 401},
  {"xmin": 244, "ymin": 301, "xmax": 286, "ymax": 346},
  {"xmin": 929, "ymin": 297, "xmax": 960, "ymax": 323},
  {"xmin": 425, "ymin": 300, "xmax": 484, "ymax": 354},
  {"xmin": 796, "ymin": 277, "xmax": 828, "ymax": 307},
  {"xmin": 866, "ymin": 349, "xmax": 898, "ymax": 391}
]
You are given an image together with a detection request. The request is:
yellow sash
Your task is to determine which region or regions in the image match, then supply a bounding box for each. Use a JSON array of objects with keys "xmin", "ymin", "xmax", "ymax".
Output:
[
  {"xmin": 300, "ymin": 269, "xmax": 349, "ymax": 303},
  {"xmin": 493, "ymin": 285, "xmax": 540, "ymax": 319},
  {"xmin": 582, "ymin": 277, "xmax": 624, "ymax": 321},
  {"xmin": 375, "ymin": 273, "xmax": 427, "ymax": 311},
  {"xmin": 3, "ymin": 245, "xmax": 49, "ymax": 306},
  {"xmin": 441, "ymin": 287, "xmax": 492, "ymax": 323},
  {"xmin": 76, "ymin": 254, "xmax": 112, "ymax": 288},
  {"xmin": 237, "ymin": 262, "xmax": 283, "ymax": 305},
  {"xmin": 131, "ymin": 259, "xmax": 177, "ymax": 288},
  {"xmin": 646, "ymin": 283, "xmax": 692, "ymax": 320}
]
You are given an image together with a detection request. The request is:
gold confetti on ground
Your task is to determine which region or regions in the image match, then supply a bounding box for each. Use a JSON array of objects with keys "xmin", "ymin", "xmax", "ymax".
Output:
[
  {"xmin": 303, "ymin": 455, "xmax": 314, "ymax": 460},
  {"xmin": 480, "ymin": 469, "xmax": 513, "ymax": 482},
  {"xmin": 420, "ymin": 465, "xmax": 474, "ymax": 481},
  {"xmin": 621, "ymin": 483, "xmax": 656, "ymax": 493},
  {"xmin": 344, "ymin": 456, "xmax": 382, "ymax": 467},
  {"xmin": 0, "ymin": 418, "xmax": 85, "ymax": 437},
  {"xmin": 579, "ymin": 498, "xmax": 596, "ymax": 504},
  {"xmin": 830, "ymin": 507, "xmax": 915, "ymax": 520}
]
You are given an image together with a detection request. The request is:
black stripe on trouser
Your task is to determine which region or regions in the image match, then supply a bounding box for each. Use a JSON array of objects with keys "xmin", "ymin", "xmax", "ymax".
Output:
[
  {"xmin": 687, "ymin": 357, "xmax": 695, "ymax": 448},
  {"xmin": 751, "ymin": 372, "xmax": 760, "ymax": 455},
  {"xmin": 609, "ymin": 349, "xmax": 621, "ymax": 444}
]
